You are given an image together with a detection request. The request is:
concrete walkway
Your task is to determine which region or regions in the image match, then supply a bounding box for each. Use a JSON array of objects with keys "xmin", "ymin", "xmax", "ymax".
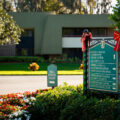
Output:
[{"xmin": 0, "ymin": 75, "xmax": 83, "ymax": 95}]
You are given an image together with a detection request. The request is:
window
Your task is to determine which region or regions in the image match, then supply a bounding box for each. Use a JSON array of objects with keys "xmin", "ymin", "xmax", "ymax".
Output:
[{"xmin": 62, "ymin": 28, "xmax": 114, "ymax": 37}]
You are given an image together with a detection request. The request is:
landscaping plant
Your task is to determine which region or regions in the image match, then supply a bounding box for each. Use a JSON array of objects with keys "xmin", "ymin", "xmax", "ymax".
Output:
[
  {"xmin": 0, "ymin": 89, "xmax": 49, "ymax": 120},
  {"xmin": 28, "ymin": 62, "xmax": 39, "ymax": 71},
  {"xmin": 80, "ymin": 61, "xmax": 84, "ymax": 69},
  {"xmin": 1, "ymin": 84, "xmax": 120, "ymax": 120}
]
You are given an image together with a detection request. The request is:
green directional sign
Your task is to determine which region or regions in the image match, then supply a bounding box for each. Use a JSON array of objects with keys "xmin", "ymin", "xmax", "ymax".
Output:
[
  {"xmin": 47, "ymin": 64, "xmax": 57, "ymax": 87},
  {"xmin": 89, "ymin": 41, "xmax": 118, "ymax": 92}
]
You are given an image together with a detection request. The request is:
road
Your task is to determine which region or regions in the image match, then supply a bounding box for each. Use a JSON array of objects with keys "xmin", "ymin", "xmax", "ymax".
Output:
[{"xmin": 0, "ymin": 75, "xmax": 83, "ymax": 95}]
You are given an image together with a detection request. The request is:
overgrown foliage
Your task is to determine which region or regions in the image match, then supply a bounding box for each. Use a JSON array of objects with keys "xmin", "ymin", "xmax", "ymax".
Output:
[{"xmin": 0, "ymin": 1, "xmax": 22, "ymax": 45}]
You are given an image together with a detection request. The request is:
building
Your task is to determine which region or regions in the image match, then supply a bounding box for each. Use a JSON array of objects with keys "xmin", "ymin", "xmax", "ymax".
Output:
[{"xmin": 0, "ymin": 12, "xmax": 114, "ymax": 59}]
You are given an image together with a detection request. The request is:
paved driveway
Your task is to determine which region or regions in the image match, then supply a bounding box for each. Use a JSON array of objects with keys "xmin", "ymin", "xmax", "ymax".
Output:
[{"xmin": 0, "ymin": 75, "xmax": 83, "ymax": 95}]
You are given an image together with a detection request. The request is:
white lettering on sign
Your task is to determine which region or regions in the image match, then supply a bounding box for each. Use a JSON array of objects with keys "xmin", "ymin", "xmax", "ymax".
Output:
[
  {"xmin": 113, "ymin": 77, "xmax": 116, "ymax": 80},
  {"xmin": 48, "ymin": 74, "xmax": 56, "ymax": 77},
  {"xmin": 49, "ymin": 71, "xmax": 54, "ymax": 74},
  {"xmin": 49, "ymin": 81, "xmax": 55, "ymax": 84},
  {"xmin": 113, "ymin": 68, "xmax": 116, "ymax": 70},
  {"xmin": 113, "ymin": 54, "xmax": 116, "ymax": 60},
  {"xmin": 49, "ymin": 77, "xmax": 55, "ymax": 79}
]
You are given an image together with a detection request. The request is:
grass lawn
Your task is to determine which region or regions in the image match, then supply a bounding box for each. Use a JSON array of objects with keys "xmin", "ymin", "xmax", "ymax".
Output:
[{"xmin": 0, "ymin": 63, "xmax": 83, "ymax": 75}]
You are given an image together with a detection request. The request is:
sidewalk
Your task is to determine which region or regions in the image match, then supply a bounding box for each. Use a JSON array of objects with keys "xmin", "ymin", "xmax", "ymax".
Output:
[{"xmin": 0, "ymin": 75, "xmax": 83, "ymax": 95}]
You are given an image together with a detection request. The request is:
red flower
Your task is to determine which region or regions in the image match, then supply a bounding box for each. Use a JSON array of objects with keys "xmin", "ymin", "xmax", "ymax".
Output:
[{"xmin": 114, "ymin": 31, "xmax": 120, "ymax": 52}]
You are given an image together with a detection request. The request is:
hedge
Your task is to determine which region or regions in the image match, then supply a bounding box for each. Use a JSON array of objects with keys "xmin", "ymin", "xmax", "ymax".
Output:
[
  {"xmin": 0, "ymin": 56, "xmax": 82, "ymax": 63},
  {"xmin": 29, "ymin": 85, "xmax": 120, "ymax": 120},
  {"xmin": 0, "ymin": 56, "xmax": 45, "ymax": 62}
]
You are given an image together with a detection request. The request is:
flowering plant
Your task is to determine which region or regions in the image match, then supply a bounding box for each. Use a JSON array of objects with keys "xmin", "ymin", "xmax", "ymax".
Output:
[
  {"xmin": 80, "ymin": 61, "xmax": 84, "ymax": 69},
  {"xmin": 28, "ymin": 62, "xmax": 39, "ymax": 71},
  {"xmin": 0, "ymin": 89, "xmax": 49, "ymax": 119}
]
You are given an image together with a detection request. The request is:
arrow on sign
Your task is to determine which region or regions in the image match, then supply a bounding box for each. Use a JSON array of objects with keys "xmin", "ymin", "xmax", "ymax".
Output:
[
  {"xmin": 113, "ymin": 83, "xmax": 116, "ymax": 85},
  {"xmin": 113, "ymin": 54, "xmax": 115, "ymax": 59},
  {"xmin": 113, "ymin": 68, "xmax": 116, "ymax": 70}
]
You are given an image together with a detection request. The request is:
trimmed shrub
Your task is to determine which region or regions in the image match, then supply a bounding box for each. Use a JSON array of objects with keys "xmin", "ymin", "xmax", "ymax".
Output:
[
  {"xmin": 60, "ymin": 97, "xmax": 98, "ymax": 120},
  {"xmin": 60, "ymin": 98, "xmax": 120, "ymax": 120},
  {"xmin": 0, "ymin": 56, "xmax": 45, "ymax": 63},
  {"xmin": 29, "ymin": 84, "xmax": 83, "ymax": 120},
  {"xmin": 0, "ymin": 56, "xmax": 82, "ymax": 63},
  {"xmin": 28, "ymin": 84, "xmax": 120, "ymax": 120}
]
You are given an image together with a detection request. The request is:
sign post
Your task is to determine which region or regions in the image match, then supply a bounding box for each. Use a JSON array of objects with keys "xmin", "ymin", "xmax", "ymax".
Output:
[{"xmin": 47, "ymin": 64, "xmax": 57, "ymax": 88}]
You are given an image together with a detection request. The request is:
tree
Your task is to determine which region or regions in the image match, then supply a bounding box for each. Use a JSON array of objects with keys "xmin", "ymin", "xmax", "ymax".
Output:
[
  {"xmin": 2, "ymin": 0, "xmax": 87, "ymax": 14},
  {"xmin": 0, "ymin": 2, "xmax": 22, "ymax": 45},
  {"xmin": 86, "ymin": 0, "xmax": 112, "ymax": 14},
  {"xmin": 3, "ymin": 0, "xmax": 65, "ymax": 13},
  {"xmin": 2, "ymin": 0, "xmax": 15, "ymax": 12},
  {"xmin": 110, "ymin": 0, "xmax": 120, "ymax": 28},
  {"xmin": 41, "ymin": 0, "xmax": 65, "ymax": 14},
  {"xmin": 87, "ymin": 0, "xmax": 96, "ymax": 14},
  {"xmin": 60, "ymin": 0, "xmax": 87, "ymax": 14},
  {"xmin": 96, "ymin": 0, "xmax": 112, "ymax": 14},
  {"xmin": 1, "ymin": 0, "xmax": 112, "ymax": 14},
  {"xmin": 14, "ymin": 0, "xmax": 43, "ymax": 12}
]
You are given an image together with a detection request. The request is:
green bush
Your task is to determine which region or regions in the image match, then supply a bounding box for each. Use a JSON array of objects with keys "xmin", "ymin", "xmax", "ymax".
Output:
[
  {"xmin": 48, "ymin": 56, "xmax": 82, "ymax": 63},
  {"xmin": 0, "ymin": 56, "xmax": 45, "ymax": 63},
  {"xmin": 60, "ymin": 97, "xmax": 98, "ymax": 120},
  {"xmin": 29, "ymin": 84, "xmax": 83, "ymax": 120},
  {"xmin": 0, "ymin": 56, "xmax": 82, "ymax": 63},
  {"xmin": 28, "ymin": 84, "xmax": 120, "ymax": 120},
  {"xmin": 60, "ymin": 97, "xmax": 120, "ymax": 120}
]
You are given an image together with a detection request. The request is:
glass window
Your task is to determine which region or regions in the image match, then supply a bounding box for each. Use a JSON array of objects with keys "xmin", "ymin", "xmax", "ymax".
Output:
[{"xmin": 62, "ymin": 28, "xmax": 114, "ymax": 37}]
